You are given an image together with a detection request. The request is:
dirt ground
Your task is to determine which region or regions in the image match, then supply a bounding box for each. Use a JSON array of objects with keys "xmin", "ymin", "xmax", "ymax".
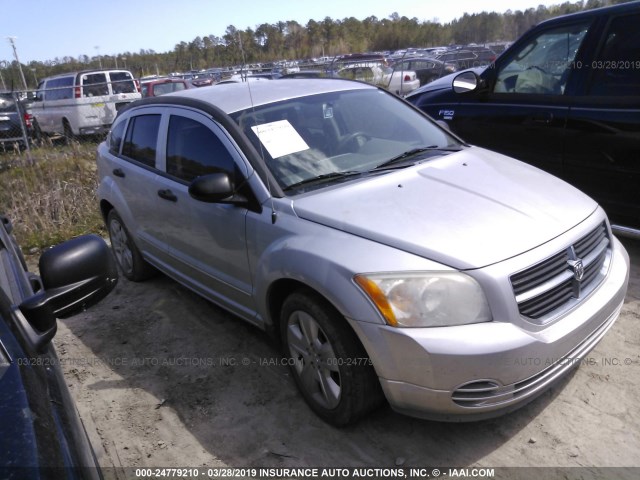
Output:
[{"xmin": 50, "ymin": 236, "xmax": 640, "ymax": 475}]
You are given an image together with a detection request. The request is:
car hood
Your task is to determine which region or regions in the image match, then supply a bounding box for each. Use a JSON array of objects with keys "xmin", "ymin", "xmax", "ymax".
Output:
[{"xmin": 291, "ymin": 147, "xmax": 598, "ymax": 270}]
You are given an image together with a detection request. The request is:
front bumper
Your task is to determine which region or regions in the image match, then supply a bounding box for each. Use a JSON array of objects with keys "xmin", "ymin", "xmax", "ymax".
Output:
[{"xmin": 350, "ymin": 238, "xmax": 629, "ymax": 421}]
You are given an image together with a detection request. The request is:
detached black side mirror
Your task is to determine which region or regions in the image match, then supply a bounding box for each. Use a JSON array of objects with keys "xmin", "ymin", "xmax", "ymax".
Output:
[
  {"xmin": 15, "ymin": 235, "xmax": 118, "ymax": 353},
  {"xmin": 189, "ymin": 172, "xmax": 247, "ymax": 206}
]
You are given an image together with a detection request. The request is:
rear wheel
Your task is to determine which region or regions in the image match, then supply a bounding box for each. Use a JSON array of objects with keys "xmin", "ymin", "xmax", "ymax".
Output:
[
  {"xmin": 63, "ymin": 120, "xmax": 74, "ymax": 144},
  {"xmin": 107, "ymin": 210, "xmax": 154, "ymax": 281},
  {"xmin": 281, "ymin": 289, "xmax": 383, "ymax": 426},
  {"xmin": 31, "ymin": 120, "xmax": 43, "ymax": 147}
]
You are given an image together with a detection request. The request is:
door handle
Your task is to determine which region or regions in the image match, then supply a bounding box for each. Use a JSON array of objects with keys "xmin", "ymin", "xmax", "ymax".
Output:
[
  {"xmin": 113, "ymin": 168, "xmax": 125, "ymax": 178},
  {"xmin": 158, "ymin": 189, "xmax": 177, "ymax": 202},
  {"xmin": 530, "ymin": 112, "xmax": 554, "ymax": 124}
]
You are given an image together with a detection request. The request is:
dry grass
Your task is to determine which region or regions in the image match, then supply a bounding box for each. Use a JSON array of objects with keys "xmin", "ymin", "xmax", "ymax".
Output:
[{"xmin": 0, "ymin": 141, "xmax": 105, "ymax": 250}]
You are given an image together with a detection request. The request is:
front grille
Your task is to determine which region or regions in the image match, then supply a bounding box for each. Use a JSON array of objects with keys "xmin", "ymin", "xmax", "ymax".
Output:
[{"xmin": 510, "ymin": 222, "xmax": 610, "ymax": 321}]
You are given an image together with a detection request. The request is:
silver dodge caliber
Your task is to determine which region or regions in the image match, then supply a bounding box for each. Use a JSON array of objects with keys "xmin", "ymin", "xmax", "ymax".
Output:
[{"xmin": 97, "ymin": 79, "xmax": 629, "ymax": 426}]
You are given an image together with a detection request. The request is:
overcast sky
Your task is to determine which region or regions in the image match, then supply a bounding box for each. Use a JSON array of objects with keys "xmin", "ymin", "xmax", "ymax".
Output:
[{"xmin": 3, "ymin": 0, "xmax": 563, "ymax": 63}]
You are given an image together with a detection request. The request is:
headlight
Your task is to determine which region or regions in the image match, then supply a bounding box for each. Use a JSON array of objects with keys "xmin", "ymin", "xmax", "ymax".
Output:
[{"xmin": 354, "ymin": 272, "xmax": 492, "ymax": 328}]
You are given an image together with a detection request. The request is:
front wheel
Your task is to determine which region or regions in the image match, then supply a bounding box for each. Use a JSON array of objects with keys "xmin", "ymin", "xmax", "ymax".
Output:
[
  {"xmin": 107, "ymin": 210, "xmax": 154, "ymax": 281},
  {"xmin": 281, "ymin": 289, "xmax": 383, "ymax": 426}
]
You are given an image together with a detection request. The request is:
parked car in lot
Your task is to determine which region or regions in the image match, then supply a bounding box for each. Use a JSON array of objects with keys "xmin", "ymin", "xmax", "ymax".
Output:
[
  {"xmin": 190, "ymin": 73, "xmax": 217, "ymax": 87},
  {"xmin": 0, "ymin": 92, "xmax": 36, "ymax": 149},
  {"xmin": 216, "ymin": 74, "xmax": 273, "ymax": 85},
  {"xmin": 0, "ymin": 214, "xmax": 117, "ymax": 477},
  {"xmin": 406, "ymin": 1, "xmax": 640, "ymax": 236},
  {"xmin": 336, "ymin": 64, "xmax": 420, "ymax": 95},
  {"xmin": 432, "ymin": 47, "xmax": 496, "ymax": 71},
  {"xmin": 332, "ymin": 54, "xmax": 420, "ymax": 95},
  {"xmin": 97, "ymin": 79, "xmax": 629, "ymax": 426},
  {"xmin": 30, "ymin": 69, "xmax": 141, "ymax": 140},
  {"xmin": 390, "ymin": 57, "xmax": 457, "ymax": 86},
  {"xmin": 141, "ymin": 77, "xmax": 191, "ymax": 97},
  {"xmin": 279, "ymin": 70, "xmax": 328, "ymax": 79}
]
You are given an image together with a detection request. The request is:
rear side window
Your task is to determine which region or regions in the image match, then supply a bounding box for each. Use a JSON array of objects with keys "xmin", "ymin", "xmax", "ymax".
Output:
[
  {"xmin": 166, "ymin": 115, "xmax": 235, "ymax": 182},
  {"xmin": 589, "ymin": 14, "xmax": 640, "ymax": 96},
  {"xmin": 109, "ymin": 120, "xmax": 126, "ymax": 155},
  {"xmin": 122, "ymin": 115, "xmax": 161, "ymax": 167},
  {"xmin": 82, "ymin": 73, "xmax": 109, "ymax": 97},
  {"xmin": 110, "ymin": 71, "xmax": 137, "ymax": 94}
]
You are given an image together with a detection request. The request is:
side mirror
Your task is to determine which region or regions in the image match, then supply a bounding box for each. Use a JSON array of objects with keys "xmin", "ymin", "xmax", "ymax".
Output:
[
  {"xmin": 189, "ymin": 172, "xmax": 237, "ymax": 203},
  {"xmin": 453, "ymin": 71, "xmax": 479, "ymax": 94},
  {"xmin": 15, "ymin": 235, "xmax": 118, "ymax": 353}
]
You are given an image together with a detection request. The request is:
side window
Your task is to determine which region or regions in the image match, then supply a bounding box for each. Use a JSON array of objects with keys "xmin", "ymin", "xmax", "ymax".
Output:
[
  {"xmin": 166, "ymin": 115, "xmax": 235, "ymax": 183},
  {"xmin": 122, "ymin": 115, "xmax": 161, "ymax": 167},
  {"xmin": 589, "ymin": 14, "xmax": 640, "ymax": 96},
  {"xmin": 45, "ymin": 77, "xmax": 73, "ymax": 101},
  {"xmin": 35, "ymin": 81, "xmax": 45, "ymax": 102},
  {"xmin": 109, "ymin": 120, "xmax": 126, "ymax": 155},
  {"xmin": 82, "ymin": 73, "xmax": 109, "ymax": 97},
  {"xmin": 494, "ymin": 21, "xmax": 591, "ymax": 95}
]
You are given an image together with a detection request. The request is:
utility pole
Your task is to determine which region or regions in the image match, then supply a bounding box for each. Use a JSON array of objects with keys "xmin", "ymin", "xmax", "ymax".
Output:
[
  {"xmin": 6, "ymin": 37, "xmax": 28, "ymax": 91},
  {"xmin": 94, "ymin": 46, "xmax": 103, "ymax": 69}
]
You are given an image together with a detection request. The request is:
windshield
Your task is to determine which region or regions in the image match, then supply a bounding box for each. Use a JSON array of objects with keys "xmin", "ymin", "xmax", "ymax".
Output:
[{"xmin": 231, "ymin": 89, "xmax": 461, "ymax": 192}]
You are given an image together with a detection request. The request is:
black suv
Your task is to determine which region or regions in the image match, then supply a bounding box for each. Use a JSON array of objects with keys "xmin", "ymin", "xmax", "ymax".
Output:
[
  {"xmin": 0, "ymin": 92, "xmax": 35, "ymax": 150},
  {"xmin": 407, "ymin": 1, "xmax": 640, "ymax": 235},
  {"xmin": 0, "ymin": 215, "xmax": 117, "ymax": 478}
]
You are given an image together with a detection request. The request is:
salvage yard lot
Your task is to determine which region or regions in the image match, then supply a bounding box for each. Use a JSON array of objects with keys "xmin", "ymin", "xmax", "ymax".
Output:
[{"xmin": 53, "ymin": 237, "xmax": 639, "ymax": 473}]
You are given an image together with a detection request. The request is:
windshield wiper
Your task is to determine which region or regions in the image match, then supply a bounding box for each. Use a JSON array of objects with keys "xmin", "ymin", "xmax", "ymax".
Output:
[
  {"xmin": 374, "ymin": 145, "xmax": 463, "ymax": 170},
  {"xmin": 283, "ymin": 171, "xmax": 364, "ymax": 192}
]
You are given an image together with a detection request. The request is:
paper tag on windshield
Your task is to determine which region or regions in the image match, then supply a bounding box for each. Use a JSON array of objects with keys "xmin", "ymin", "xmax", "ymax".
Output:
[{"xmin": 251, "ymin": 120, "xmax": 309, "ymax": 158}]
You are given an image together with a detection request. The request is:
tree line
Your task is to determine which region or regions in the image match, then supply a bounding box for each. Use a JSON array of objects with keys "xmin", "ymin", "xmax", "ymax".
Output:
[{"xmin": 0, "ymin": 0, "xmax": 631, "ymax": 89}]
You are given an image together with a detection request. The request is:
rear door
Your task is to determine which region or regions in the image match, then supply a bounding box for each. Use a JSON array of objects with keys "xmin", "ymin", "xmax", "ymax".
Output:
[
  {"xmin": 563, "ymin": 11, "xmax": 640, "ymax": 231},
  {"xmin": 107, "ymin": 70, "xmax": 141, "ymax": 112},
  {"xmin": 109, "ymin": 109, "xmax": 168, "ymax": 264},
  {"xmin": 79, "ymin": 72, "xmax": 115, "ymax": 130}
]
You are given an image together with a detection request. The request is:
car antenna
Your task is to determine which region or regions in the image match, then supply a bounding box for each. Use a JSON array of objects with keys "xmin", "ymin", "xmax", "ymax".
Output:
[{"xmin": 238, "ymin": 32, "xmax": 278, "ymax": 224}]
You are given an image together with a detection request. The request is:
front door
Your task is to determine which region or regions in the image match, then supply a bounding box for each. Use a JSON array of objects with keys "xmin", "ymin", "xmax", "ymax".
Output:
[
  {"xmin": 443, "ymin": 20, "xmax": 594, "ymax": 179},
  {"xmin": 153, "ymin": 108, "xmax": 256, "ymax": 318}
]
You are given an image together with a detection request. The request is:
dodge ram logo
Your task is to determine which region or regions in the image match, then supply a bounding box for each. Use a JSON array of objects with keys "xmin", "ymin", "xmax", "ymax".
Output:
[{"xmin": 569, "ymin": 259, "xmax": 585, "ymax": 282}]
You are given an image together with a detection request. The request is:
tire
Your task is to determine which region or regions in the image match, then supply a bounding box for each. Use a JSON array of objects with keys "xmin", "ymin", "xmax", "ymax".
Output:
[
  {"xmin": 106, "ymin": 210, "xmax": 154, "ymax": 281},
  {"xmin": 281, "ymin": 289, "xmax": 384, "ymax": 426},
  {"xmin": 63, "ymin": 120, "xmax": 74, "ymax": 144},
  {"xmin": 31, "ymin": 120, "xmax": 43, "ymax": 147}
]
